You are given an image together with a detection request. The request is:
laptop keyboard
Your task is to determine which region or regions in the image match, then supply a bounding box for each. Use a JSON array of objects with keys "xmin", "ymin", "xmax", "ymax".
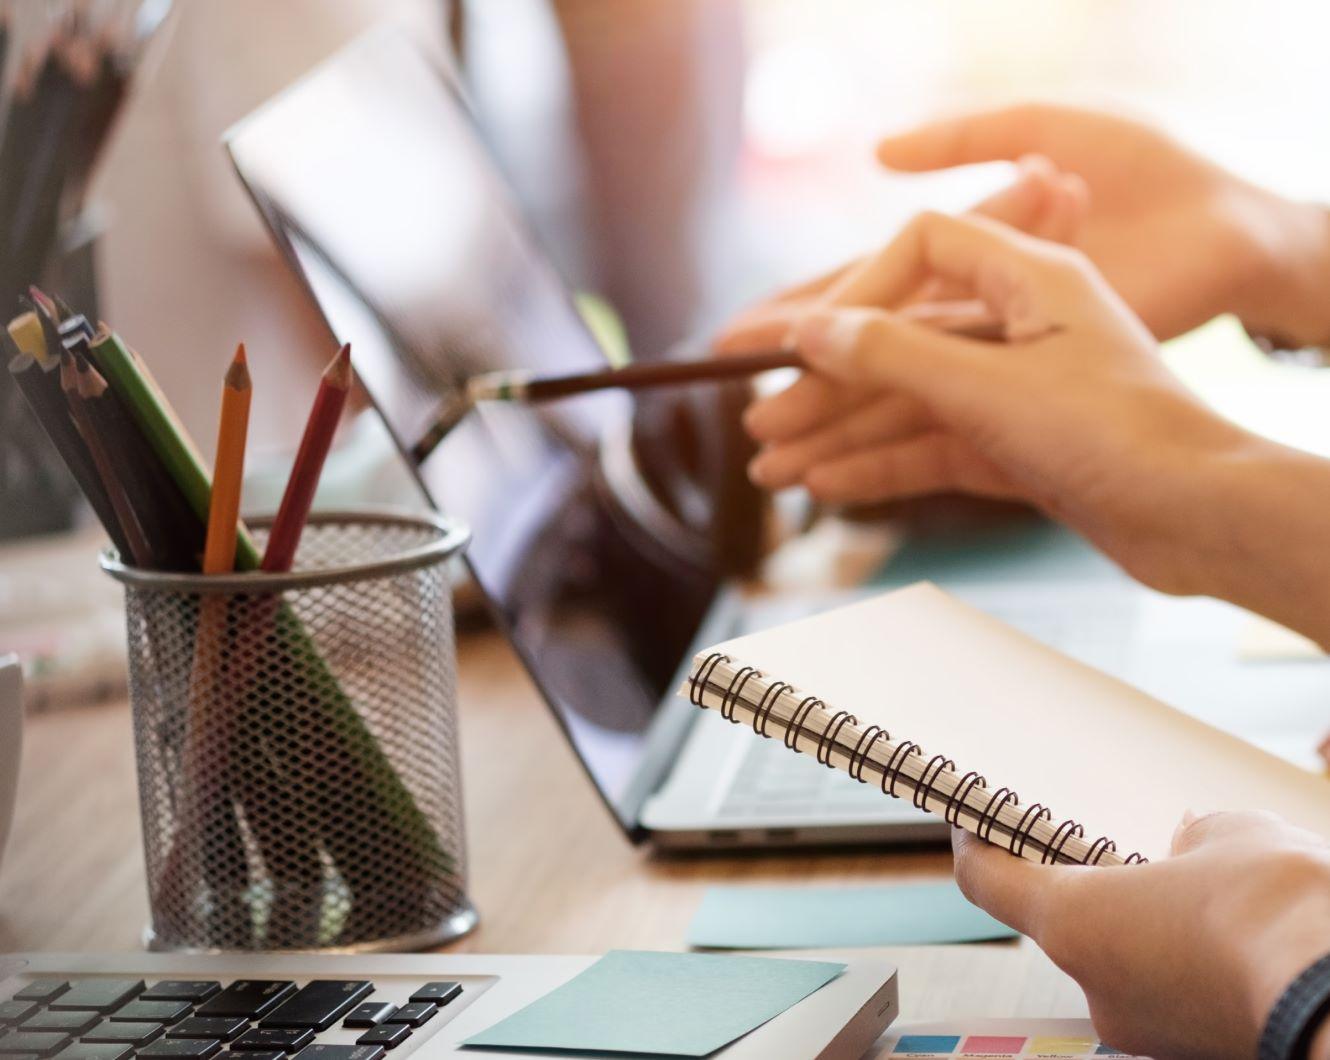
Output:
[
  {"xmin": 0, "ymin": 978, "xmax": 463, "ymax": 1060},
  {"xmin": 716, "ymin": 736, "xmax": 910, "ymax": 821}
]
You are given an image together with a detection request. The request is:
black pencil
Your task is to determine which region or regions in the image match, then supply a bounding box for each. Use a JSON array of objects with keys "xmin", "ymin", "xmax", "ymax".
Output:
[
  {"xmin": 64, "ymin": 335, "xmax": 203, "ymax": 571},
  {"xmin": 60, "ymin": 351, "xmax": 153, "ymax": 565},
  {"xmin": 8, "ymin": 341, "xmax": 132, "ymax": 556}
]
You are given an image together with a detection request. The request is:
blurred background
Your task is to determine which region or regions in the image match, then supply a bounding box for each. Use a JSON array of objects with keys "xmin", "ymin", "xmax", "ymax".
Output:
[
  {"xmin": 0, "ymin": 0, "xmax": 1312, "ymax": 502},
  {"xmin": 80, "ymin": 0, "xmax": 1330, "ymax": 469}
]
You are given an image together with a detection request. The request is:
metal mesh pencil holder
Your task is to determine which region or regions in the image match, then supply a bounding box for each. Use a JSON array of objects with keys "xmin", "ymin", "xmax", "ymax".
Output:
[{"xmin": 101, "ymin": 509, "xmax": 477, "ymax": 953}]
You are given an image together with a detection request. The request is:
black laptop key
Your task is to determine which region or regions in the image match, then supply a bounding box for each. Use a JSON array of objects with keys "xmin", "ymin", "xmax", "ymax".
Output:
[
  {"xmin": 196, "ymin": 985, "xmax": 294, "ymax": 1021},
  {"xmin": 260, "ymin": 982, "xmax": 371, "ymax": 1032},
  {"xmin": 49, "ymin": 982, "xmax": 143, "ymax": 1015},
  {"xmin": 82, "ymin": 1021, "xmax": 162, "ymax": 1047},
  {"xmin": 140, "ymin": 984, "xmax": 221, "ymax": 1005},
  {"xmin": 11, "ymin": 986, "xmax": 67, "ymax": 1005},
  {"xmin": 0, "ymin": 1005, "xmax": 37, "ymax": 1028},
  {"xmin": 167, "ymin": 1019, "xmax": 247, "ymax": 1043},
  {"xmin": 221, "ymin": 1052, "xmax": 283, "ymax": 1060},
  {"xmin": 292, "ymin": 1047, "xmax": 383, "ymax": 1060},
  {"xmin": 137, "ymin": 1040, "xmax": 223, "ymax": 1060},
  {"xmin": 231, "ymin": 1029, "xmax": 312, "ymax": 1053},
  {"xmin": 354, "ymin": 1026, "xmax": 408, "ymax": 1050},
  {"xmin": 18, "ymin": 1014, "xmax": 98, "ymax": 1037},
  {"xmin": 51, "ymin": 1044, "xmax": 133, "ymax": 1060},
  {"xmin": 109, "ymin": 1000, "xmax": 191, "ymax": 1025},
  {"xmin": 0, "ymin": 1032, "xmax": 70, "ymax": 1056},
  {"xmin": 381, "ymin": 1005, "xmax": 433, "ymax": 1028},
  {"xmin": 340, "ymin": 1005, "xmax": 395, "ymax": 1030},
  {"xmin": 407, "ymin": 983, "xmax": 461, "ymax": 1007}
]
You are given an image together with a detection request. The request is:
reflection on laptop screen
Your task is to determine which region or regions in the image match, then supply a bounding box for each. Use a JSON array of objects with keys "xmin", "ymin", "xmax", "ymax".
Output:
[{"xmin": 227, "ymin": 31, "xmax": 719, "ymax": 832}]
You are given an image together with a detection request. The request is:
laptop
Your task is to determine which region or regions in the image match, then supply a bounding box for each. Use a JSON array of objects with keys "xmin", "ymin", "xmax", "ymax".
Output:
[
  {"xmin": 0, "ymin": 952, "xmax": 899, "ymax": 1059},
  {"xmin": 225, "ymin": 29, "xmax": 1330, "ymax": 851},
  {"xmin": 224, "ymin": 28, "xmax": 946, "ymax": 850}
]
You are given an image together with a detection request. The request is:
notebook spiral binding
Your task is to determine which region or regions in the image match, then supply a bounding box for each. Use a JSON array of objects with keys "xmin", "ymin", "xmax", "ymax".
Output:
[{"xmin": 688, "ymin": 653, "xmax": 1145, "ymax": 868}]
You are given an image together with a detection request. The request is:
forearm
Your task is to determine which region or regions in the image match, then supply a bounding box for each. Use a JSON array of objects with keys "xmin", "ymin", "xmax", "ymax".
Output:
[
  {"xmin": 1190, "ymin": 439, "xmax": 1330, "ymax": 649},
  {"xmin": 1238, "ymin": 193, "xmax": 1330, "ymax": 350}
]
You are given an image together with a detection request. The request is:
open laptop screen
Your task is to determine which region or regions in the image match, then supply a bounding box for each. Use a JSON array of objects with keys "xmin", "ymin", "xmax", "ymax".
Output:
[{"xmin": 226, "ymin": 31, "xmax": 719, "ymax": 834}]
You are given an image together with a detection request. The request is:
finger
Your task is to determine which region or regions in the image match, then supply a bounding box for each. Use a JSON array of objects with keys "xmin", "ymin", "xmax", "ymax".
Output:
[
  {"xmin": 969, "ymin": 154, "xmax": 1061, "ymax": 232},
  {"xmin": 876, "ymin": 104, "xmax": 1055, "ymax": 172},
  {"xmin": 952, "ymin": 827, "xmax": 1056, "ymax": 936},
  {"xmin": 713, "ymin": 261, "xmax": 862, "ymax": 355},
  {"xmin": 1031, "ymin": 172, "xmax": 1090, "ymax": 245},
  {"xmin": 1170, "ymin": 809, "xmax": 1326, "ymax": 857},
  {"xmin": 802, "ymin": 433, "xmax": 1019, "ymax": 504},
  {"xmin": 818, "ymin": 209, "xmax": 1067, "ymax": 315},
  {"xmin": 747, "ymin": 394, "xmax": 932, "ymax": 490},
  {"xmin": 793, "ymin": 305, "xmax": 992, "ymax": 403},
  {"xmin": 743, "ymin": 373, "xmax": 879, "ymax": 444},
  {"xmin": 714, "ymin": 302, "xmax": 804, "ymax": 356}
]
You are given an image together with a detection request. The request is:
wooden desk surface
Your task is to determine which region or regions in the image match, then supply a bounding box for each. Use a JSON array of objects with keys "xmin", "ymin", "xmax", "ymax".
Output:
[{"xmin": 0, "ymin": 628, "xmax": 1087, "ymax": 1027}]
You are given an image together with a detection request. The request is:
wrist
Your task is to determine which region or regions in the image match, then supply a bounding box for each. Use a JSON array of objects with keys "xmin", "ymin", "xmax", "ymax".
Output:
[
  {"xmin": 1183, "ymin": 437, "xmax": 1330, "ymax": 648},
  {"xmin": 1236, "ymin": 191, "xmax": 1330, "ymax": 350},
  {"xmin": 1242, "ymin": 854, "xmax": 1330, "ymax": 1055}
]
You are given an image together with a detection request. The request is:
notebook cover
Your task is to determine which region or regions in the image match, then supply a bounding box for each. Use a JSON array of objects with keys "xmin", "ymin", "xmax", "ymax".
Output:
[{"xmin": 695, "ymin": 583, "xmax": 1330, "ymax": 860}]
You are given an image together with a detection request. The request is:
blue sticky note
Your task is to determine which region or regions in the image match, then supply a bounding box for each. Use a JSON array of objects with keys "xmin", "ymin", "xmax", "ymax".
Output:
[
  {"xmin": 462, "ymin": 949, "xmax": 844, "ymax": 1056},
  {"xmin": 894, "ymin": 1035, "xmax": 961, "ymax": 1054},
  {"xmin": 687, "ymin": 882, "xmax": 1017, "ymax": 949}
]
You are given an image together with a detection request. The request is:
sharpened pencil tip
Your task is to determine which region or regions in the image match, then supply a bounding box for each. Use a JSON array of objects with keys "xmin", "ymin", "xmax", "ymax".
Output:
[
  {"xmin": 225, "ymin": 346, "xmax": 252, "ymax": 391},
  {"xmin": 324, "ymin": 342, "xmax": 353, "ymax": 388},
  {"xmin": 28, "ymin": 285, "xmax": 56, "ymax": 317}
]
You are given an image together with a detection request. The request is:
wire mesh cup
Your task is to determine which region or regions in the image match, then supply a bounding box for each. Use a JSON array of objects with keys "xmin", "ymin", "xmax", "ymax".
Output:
[{"xmin": 101, "ymin": 510, "xmax": 476, "ymax": 953}]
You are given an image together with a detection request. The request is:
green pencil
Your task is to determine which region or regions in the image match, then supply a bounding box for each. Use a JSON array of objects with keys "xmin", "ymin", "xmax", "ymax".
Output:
[{"xmin": 89, "ymin": 327, "xmax": 261, "ymax": 570}]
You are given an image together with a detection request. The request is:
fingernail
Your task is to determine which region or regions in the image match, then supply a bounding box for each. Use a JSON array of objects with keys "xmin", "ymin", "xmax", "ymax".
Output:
[
  {"xmin": 792, "ymin": 311, "xmax": 837, "ymax": 364},
  {"xmin": 742, "ymin": 404, "xmax": 768, "ymax": 437},
  {"xmin": 778, "ymin": 326, "xmax": 799, "ymax": 354},
  {"xmin": 747, "ymin": 455, "xmax": 773, "ymax": 487}
]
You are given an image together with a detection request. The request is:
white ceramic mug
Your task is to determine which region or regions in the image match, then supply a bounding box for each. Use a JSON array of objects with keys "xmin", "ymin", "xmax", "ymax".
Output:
[{"xmin": 0, "ymin": 654, "xmax": 21, "ymax": 875}]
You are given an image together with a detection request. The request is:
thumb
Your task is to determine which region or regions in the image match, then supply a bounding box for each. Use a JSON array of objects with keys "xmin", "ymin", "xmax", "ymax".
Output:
[
  {"xmin": 951, "ymin": 827, "xmax": 1058, "ymax": 938},
  {"xmin": 793, "ymin": 305, "xmax": 989, "ymax": 396}
]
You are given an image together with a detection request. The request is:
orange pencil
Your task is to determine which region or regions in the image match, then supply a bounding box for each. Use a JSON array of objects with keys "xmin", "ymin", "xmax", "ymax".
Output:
[
  {"xmin": 203, "ymin": 344, "xmax": 252, "ymax": 574},
  {"xmin": 261, "ymin": 343, "xmax": 352, "ymax": 572}
]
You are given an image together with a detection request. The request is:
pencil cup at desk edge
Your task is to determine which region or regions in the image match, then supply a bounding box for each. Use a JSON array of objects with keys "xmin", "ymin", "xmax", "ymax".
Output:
[{"xmin": 102, "ymin": 509, "xmax": 478, "ymax": 953}]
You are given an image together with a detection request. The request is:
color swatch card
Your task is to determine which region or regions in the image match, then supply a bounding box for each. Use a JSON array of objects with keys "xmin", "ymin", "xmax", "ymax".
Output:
[
  {"xmin": 688, "ymin": 882, "xmax": 1017, "ymax": 949},
  {"xmin": 875, "ymin": 1019, "xmax": 1142, "ymax": 1058},
  {"xmin": 462, "ymin": 950, "xmax": 845, "ymax": 1055}
]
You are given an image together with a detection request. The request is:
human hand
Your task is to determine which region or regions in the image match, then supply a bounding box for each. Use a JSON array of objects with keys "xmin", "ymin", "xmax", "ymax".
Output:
[
  {"xmin": 716, "ymin": 152, "xmax": 1087, "ymax": 355},
  {"xmin": 877, "ymin": 103, "xmax": 1330, "ymax": 345},
  {"xmin": 952, "ymin": 811, "xmax": 1330, "ymax": 1060},
  {"xmin": 721, "ymin": 210, "xmax": 1273, "ymax": 597}
]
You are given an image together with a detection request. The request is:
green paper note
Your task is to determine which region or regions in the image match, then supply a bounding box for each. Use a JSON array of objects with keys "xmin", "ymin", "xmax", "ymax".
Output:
[
  {"xmin": 462, "ymin": 950, "xmax": 844, "ymax": 1056},
  {"xmin": 687, "ymin": 882, "xmax": 1017, "ymax": 950}
]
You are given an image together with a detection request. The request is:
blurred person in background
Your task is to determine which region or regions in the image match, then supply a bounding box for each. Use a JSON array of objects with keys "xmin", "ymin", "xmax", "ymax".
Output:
[{"xmin": 718, "ymin": 103, "xmax": 1330, "ymax": 1060}]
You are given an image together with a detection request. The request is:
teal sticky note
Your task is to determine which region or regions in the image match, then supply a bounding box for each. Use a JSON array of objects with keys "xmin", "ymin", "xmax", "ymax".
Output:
[
  {"xmin": 687, "ymin": 882, "xmax": 1017, "ymax": 949},
  {"xmin": 462, "ymin": 949, "xmax": 844, "ymax": 1056}
]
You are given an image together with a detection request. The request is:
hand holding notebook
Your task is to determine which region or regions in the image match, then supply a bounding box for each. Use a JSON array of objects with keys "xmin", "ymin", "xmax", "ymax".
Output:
[{"xmin": 680, "ymin": 583, "xmax": 1330, "ymax": 865}]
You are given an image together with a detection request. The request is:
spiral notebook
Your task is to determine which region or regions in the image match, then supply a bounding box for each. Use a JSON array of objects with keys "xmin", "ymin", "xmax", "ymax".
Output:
[{"xmin": 681, "ymin": 583, "xmax": 1330, "ymax": 865}]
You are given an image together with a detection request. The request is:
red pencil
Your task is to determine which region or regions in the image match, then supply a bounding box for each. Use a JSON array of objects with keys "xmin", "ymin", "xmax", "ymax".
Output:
[{"xmin": 261, "ymin": 343, "xmax": 352, "ymax": 572}]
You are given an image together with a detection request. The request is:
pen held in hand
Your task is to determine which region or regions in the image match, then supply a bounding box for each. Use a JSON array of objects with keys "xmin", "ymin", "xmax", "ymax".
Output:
[{"xmin": 410, "ymin": 301, "xmax": 1018, "ymax": 463}]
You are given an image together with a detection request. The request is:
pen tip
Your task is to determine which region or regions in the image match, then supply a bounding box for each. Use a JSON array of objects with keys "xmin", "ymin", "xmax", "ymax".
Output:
[{"xmin": 234, "ymin": 342, "xmax": 247, "ymax": 366}]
